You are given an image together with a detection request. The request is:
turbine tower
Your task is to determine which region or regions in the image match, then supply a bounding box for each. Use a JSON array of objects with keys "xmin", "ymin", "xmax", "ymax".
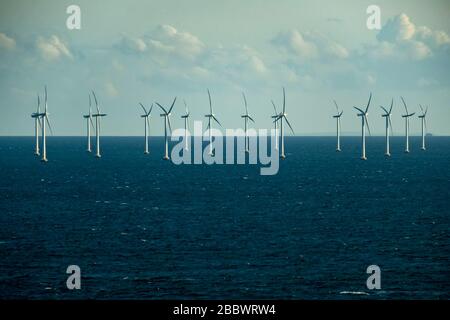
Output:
[
  {"xmin": 273, "ymin": 87, "xmax": 294, "ymax": 159},
  {"xmin": 139, "ymin": 103, "xmax": 153, "ymax": 154},
  {"xmin": 31, "ymin": 94, "xmax": 41, "ymax": 156},
  {"xmin": 181, "ymin": 100, "xmax": 190, "ymax": 151},
  {"xmin": 332, "ymin": 100, "xmax": 343, "ymax": 152},
  {"xmin": 204, "ymin": 89, "xmax": 222, "ymax": 155},
  {"xmin": 156, "ymin": 97, "xmax": 176, "ymax": 160},
  {"xmin": 38, "ymin": 86, "xmax": 53, "ymax": 162},
  {"xmin": 353, "ymin": 93, "xmax": 372, "ymax": 160},
  {"xmin": 83, "ymin": 94, "xmax": 95, "ymax": 153},
  {"xmin": 380, "ymin": 98, "xmax": 394, "ymax": 157},
  {"xmin": 271, "ymin": 100, "xmax": 280, "ymax": 151},
  {"xmin": 401, "ymin": 97, "xmax": 415, "ymax": 153},
  {"xmin": 241, "ymin": 92, "xmax": 255, "ymax": 153},
  {"xmin": 91, "ymin": 90, "xmax": 107, "ymax": 158},
  {"xmin": 418, "ymin": 105, "xmax": 428, "ymax": 151}
]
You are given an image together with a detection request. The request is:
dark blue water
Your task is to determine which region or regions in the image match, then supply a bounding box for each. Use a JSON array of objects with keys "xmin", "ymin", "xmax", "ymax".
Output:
[{"xmin": 0, "ymin": 136, "xmax": 449, "ymax": 299}]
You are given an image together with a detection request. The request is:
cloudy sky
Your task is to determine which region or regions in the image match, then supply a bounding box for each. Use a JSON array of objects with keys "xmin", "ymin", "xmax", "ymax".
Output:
[{"xmin": 0, "ymin": 0, "xmax": 449, "ymax": 136}]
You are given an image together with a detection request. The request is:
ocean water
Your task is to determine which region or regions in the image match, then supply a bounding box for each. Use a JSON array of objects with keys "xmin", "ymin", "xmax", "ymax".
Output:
[{"xmin": 0, "ymin": 136, "xmax": 449, "ymax": 299}]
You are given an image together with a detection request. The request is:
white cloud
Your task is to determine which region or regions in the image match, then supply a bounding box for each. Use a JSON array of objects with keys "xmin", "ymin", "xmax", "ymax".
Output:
[
  {"xmin": 36, "ymin": 35, "xmax": 72, "ymax": 61},
  {"xmin": 377, "ymin": 13, "xmax": 416, "ymax": 42},
  {"xmin": 373, "ymin": 14, "xmax": 449, "ymax": 61},
  {"xmin": 118, "ymin": 25, "xmax": 205, "ymax": 62},
  {"xmin": 272, "ymin": 29, "xmax": 348, "ymax": 60},
  {"xmin": 105, "ymin": 81, "xmax": 119, "ymax": 97},
  {"xmin": 0, "ymin": 32, "xmax": 16, "ymax": 50}
]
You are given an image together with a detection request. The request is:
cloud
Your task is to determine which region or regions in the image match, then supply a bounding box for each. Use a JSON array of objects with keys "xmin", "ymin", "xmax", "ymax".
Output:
[
  {"xmin": 118, "ymin": 24, "xmax": 205, "ymax": 62},
  {"xmin": 377, "ymin": 13, "xmax": 416, "ymax": 42},
  {"xmin": 272, "ymin": 29, "xmax": 349, "ymax": 60},
  {"xmin": 36, "ymin": 35, "xmax": 72, "ymax": 61},
  {"xmin": 104, "ymin": 81, "xmax": 119, "ymax": 97},
  {"xmin": 0, "ymin": 32, "xmax": 16, "ymax": 50},
  {"xmin": 373, "ymin": 13, "xmax": 449, "ymax": 61}
]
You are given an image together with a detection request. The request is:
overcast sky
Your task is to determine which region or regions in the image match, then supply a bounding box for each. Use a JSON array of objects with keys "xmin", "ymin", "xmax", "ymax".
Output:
[{"xmin": 0, "ymin": 0, "xmax": 449, "ymax": 136}]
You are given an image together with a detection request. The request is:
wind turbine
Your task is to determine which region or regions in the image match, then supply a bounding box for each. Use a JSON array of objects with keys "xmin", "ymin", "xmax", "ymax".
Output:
[
  {"xmin": 401, "ymin": 97, "xmax": 415, "ymax": 153},
  {"xmin": 38, "ymin": 86, "xmax": 53, "ymax": 162},
  {"xmin": 181, "ymin": 100, "xmax": 190, "ymax": 151},
  {"xmin": 241, "ymin": 92, "xmax": 255, "ymax": 153},
  {"xmin": 353, "ymin": 93, "xmax": 372, "ymax": 160},
  {"xmin": 273, "ymin": 87, "xmax": 294, "ymax": 159},
  {"xmin": 91, "ymin": 90, "xmax": 107, "ymax": 158},
  {"xmin": 332, "ymin": 100, "xmax": 343, "ymax": 152},
  {"xmin": 271, "ymin": 100, "xmax": 280, "ymax": 150},
  {"xmin": 83, "ymin": 94, "xmax": 95, "ymax": 153},
  {"xmin": 204, "ymin": 89, "xmax": 222, "ymax": 155},
  {"xmin": 139, "ymin": 103, "xmax": 153, "ymax": 154},
  {"xmin": 380, "ymin": 98, "xmax": 394, "ymax": 157},
  {"xmin": 156, "ymin": 97, "xmax": 176, "ymax": 160},
  {"xmin": 31, "ymin": 94, "xmax": 41, "ymax": 155},
  {"xmin": 418, "ymin": 105, "xmax": 428, "ymax": 151}
]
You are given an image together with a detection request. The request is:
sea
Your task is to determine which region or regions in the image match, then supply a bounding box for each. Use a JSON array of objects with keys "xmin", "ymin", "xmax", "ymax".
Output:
[{"xmin": 0, "ymin": 136, "xmax": 449, "ymax": 299}]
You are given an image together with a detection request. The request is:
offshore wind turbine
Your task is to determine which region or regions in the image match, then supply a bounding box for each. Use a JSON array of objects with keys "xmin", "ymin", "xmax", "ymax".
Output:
[
  {"xmin": 139, "ymin": 103, "xmax": 153, "ymax": 154},
  {"xmin": 181, "ymin": 100, "xmax": 190, "ymax": 151},
  {"xmin": 156, "ymin": 97, "xmax": 176, "ymax": 160},
  {"xmin": 31, "ymin": 94, "xmax": 41, "ymax": 156},
  {"xmin": 241, "ymin": 92, "xmax": 255, "ymax": 153},
  {"xmin": 38, "ymin": 86, "xmax": 53, "ymax": 162},
  {"xmin": 332, "ymin": 100, "xmax": 343, "ymax": 152},
  {"xmin": 354, "ymin": 93, "xmax": 372, "ymax": 160},
  {"xmin": 418, "ymin": 105, "xmax": 428, "ymax": 151},
  {"xmin": 204, "ymin": 89, "xmax": 222, "ymax": 155},
  {"xmin": 91, "ymin": 91, "xmax": 107, "ymax": 158},
  {"xmin": 83, "ymin": 94, "xmax": 95, "ymax": 153},
  {"xmin": 273, "ymin": 87, "xmax": 294, "ymax": 159},
  {"xmin": 401, "ymin": 97, "xmax": 415, "ymax": 153},
  {"xmin": 271, "ymin": 100, "xmax": 280, "ymax": 150},
  {"xmin": 380, "ymin": 98, "xmax": 394, "ymax": 157}
]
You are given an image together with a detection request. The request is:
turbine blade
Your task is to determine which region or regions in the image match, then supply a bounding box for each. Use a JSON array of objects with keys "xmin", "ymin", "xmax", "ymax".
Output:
[
  {"xmin": 242, "ymin": 92, "xmax": 248, "ymax": 115},
  {"xmin": 37, "ymin": 94, "xmax": 40, "ymax": 113},
  {"xmin": 419, "ymin": 104, "xmax": 424, "ymax": 114},
  {"xmin": 44, "ymin": 86, "xmax": 48, "ymax": 113},
  {"xmin": 389, "ymin": 98, "xmax": 393, "ymax": 113},
  {"xmin": 389, "ymin": 116, "xmax": 394, "ymax": 136},
  {"xmin": 339, "ymin": 110, "xmax": 343, "ymax": 117},
  {"xmin": 156, "ymin": 102, "xmax": 168, "ymax": 114},
  {"xmin": 148, "ymin": 103, "xmax": 153, "ymax": 116},
  {"xmin": 212, "ymin": 115, "xmax": 222, "ymax": 127},
  {"xmin": 46, "ymin": 116, "xmax": 53, "ymax": 136},
  {"xmin": 354, "ymin": 106, "xmax": 364, "ymax": 114},
  {"xmin": 282, "ymin": 87, "xmax": 286, "ymax": 114},
  {"xmin": 207, "ymin": 89, "xmax": 212, "ymax": 114},
  {"xmin": 365, "ymin": 115, "xmax": 371, "ymax": 136},
  {"xmin": 425, "ymin": 106, "xmax": 428, "ymax": 116},
  {"xmin": 184, "ymin": 99, "xmax": 188, "ymax": 115},
  {"xmin": 248, "ymin": 116, "xmax": 255, "ymax": 123},
  {"xmin": 92, "ymin": 90, "xmax": 100, "ymax": 113},
  {"xmin": 333, "ymin": 100, "xmax": 339, "ymax": 112},
  {"xmin": 168, "ymin": 97, "xmax": 177, "ymax": 114},
  {"xmin": 167, "ymin": 117, "xmax": 172, "ymax": 134},
  {"xmin": 380, "ymin": 106, "xmax": 388, "ymax": 114},
  {"xmin": 365, "ymin": 92, "xmax": 372, "ymax": 113},
  {"xmin": 139, "ymin": 103, "xmax": 147, "ymax": 115},
  {"xmin": 90, "ymin": 117, "xmax": 95, "ymax": 130},
  {"xmin": 401, "ymin": 96, "xmax": 408, "ymax": 114},
  {"xmin": 284, "ymin": 116, "xmax": 295, "ymax": 135},
  {"xmin": 271, "ymin": 100, "xmax": 278, "ymax": 115}
]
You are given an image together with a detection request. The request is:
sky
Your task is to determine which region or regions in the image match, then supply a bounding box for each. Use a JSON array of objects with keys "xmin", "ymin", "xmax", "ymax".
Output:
[{"xmin": 0, "ymin": 0, "xmax": 449, "ymax": 136}]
